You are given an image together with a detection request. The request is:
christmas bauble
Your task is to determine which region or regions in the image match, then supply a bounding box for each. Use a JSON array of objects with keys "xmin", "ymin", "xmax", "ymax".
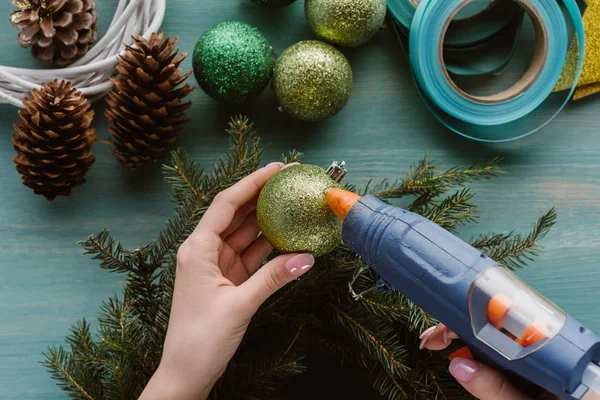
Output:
[
  {"xmin": 192, "ymin": 22, "xmax": 275, "ymax": 104},
  {"xmin": 251, "ymin": 0, "xmax": 297, "ymax": 7},
  {"xmin": 273, "ymin": 41, "xmax": 353, "ymax": 122},
  {"xmin": 305, "ymin": 0, "xmax": 387, "ymax": 47},
  {"xmin": 257, "ymin": 164, "xmax": 343, "ymax": 257}
]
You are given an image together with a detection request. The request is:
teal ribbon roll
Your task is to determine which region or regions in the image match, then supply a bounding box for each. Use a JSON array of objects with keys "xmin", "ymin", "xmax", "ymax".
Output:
[
  {"xmin": 390, "ymin": 0, "xmax": 527, "ymax": 76},
  {"xmin": 390, "ymin": 0, "xmax": 522, "ymax": 49},
  {"xmin": 403, "ymin": 0, "xmax": 584, "ymax": 142}
]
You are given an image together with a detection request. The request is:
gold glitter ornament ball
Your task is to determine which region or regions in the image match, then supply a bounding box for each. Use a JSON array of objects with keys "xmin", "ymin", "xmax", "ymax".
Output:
[
  {"xmin": 257, "ymin": 164, "xmax": 343, "ymax": 257},
  {"xmin": 305, "ymin": 0, "xmax": 387, "ymax": 47},
  {"xmin": 273, "ymin": 41, "xmax": 353, "ymax": 122}
]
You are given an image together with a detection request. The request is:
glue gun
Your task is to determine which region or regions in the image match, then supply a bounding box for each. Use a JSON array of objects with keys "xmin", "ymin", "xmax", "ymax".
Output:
[{"xmin": 325, "ymin": 188, "xmax": 600, "ymax": 400}]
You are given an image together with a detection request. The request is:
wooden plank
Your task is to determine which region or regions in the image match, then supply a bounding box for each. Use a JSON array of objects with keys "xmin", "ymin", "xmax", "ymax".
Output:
[{"xmin": 0, "ymin": 0, "xmax": 599, "ymax": 398}]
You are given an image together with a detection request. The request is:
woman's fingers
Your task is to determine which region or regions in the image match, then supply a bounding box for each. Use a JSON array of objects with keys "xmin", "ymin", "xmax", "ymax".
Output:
[
  {"xmin": 449, "ymin": 358, "xmax": 530, "ymax": 400},
  {"xmin": 197, "ymin": 162, "xmax": 284, "ymax": 236},
  {"xmin": 240, "ymin": 253, "xmax": 315, "ymax": 313},
  {"xmin": 220, "ymin": 199, "xmax": 258, "ymax": 238},
  {"xmin": 420, "ymin": 323, "xmax": 459, "ymax": 350},
  {"xmin": 420, "ymin": 325, "xmax": 542, "ymax": 400},
  {"xmin": 225, "ymin": 212, "xmax": 261, "ymax": 253},
  {"xmin": 241, "ymin": 236, "xmax": 273, "ymax": 275}
]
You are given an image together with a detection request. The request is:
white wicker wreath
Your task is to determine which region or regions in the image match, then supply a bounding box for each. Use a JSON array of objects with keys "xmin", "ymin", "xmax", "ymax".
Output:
[{"xmin": 0, "ymin": 0, "xmax": 166, "ymax": 108}]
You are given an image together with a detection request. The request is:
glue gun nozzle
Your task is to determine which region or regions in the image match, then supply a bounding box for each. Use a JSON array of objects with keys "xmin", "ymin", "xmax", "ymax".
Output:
[{"xmin": 326, "ymin": 188, "xmax": 361, "ymax": 221}]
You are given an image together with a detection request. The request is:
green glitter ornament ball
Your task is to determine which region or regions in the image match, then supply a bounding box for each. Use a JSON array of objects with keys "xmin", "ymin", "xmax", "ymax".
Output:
[
  {"xmin": 305, "ymin": 0, "xmax": 387, "ymax": 47},
  {"xmin": 273, "ymin": 41, "xmax": 353, "ymax": 122},
  {"xmin": 251, "ymin": 0, "xmax": 297, "ymax": 7},
  {"xmin": 192, "ymin": 22, "xmax": 275, "ymax": 104},
  {"xmin": 257, "ymin": 164, "xmax": 343, "ymax": 257}
]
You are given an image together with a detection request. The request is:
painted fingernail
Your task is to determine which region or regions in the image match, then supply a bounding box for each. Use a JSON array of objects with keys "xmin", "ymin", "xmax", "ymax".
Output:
[
  {"xmin": 449, "ymin": 358, "xmax": 478, "ymax": 383},
  {"xmin": 419, "ymin": 326, "xmax": 436, "ymax": 340},
  {"xmin": 419, "ymin": 326, "xmax": 437, "ymax": 349},
  {"xmin": 265, "ymin": 162, "xmax": 284, "ymax": 169},
  {"xmin": 281, "ymin": 162, "xmax": 300, "ymax": 170},
  {"xmin": 285, "ymin": 254, "xmax": 315, "ymax": 276},
  {"xmin": 448, "ymin": 330, "xmax": 459, "ymax": 341}
]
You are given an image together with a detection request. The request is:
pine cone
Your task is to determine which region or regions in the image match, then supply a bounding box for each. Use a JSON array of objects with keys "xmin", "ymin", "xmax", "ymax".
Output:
[
  {"xmin": 10, "ymin": 0, "xmax": 98, "ymax": 66},
  {"xmin": 105, "ymin": 32, "xmax": 194, "ymax": 170},
  {"xmin": 13, "ymin": 80, "xmax": 97, "ymax": 201}
]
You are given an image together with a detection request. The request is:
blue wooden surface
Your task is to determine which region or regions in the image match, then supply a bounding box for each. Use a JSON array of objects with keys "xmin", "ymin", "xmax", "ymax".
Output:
[{"xmin": 1, "ymin": 0, "xmax": 599, "ymax": 398}]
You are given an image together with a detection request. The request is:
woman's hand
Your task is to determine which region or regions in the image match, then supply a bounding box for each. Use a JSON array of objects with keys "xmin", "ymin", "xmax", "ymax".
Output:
[
  {"xmin": 420, "ymin": 324, "xmax": 557, "ymax": 400},
  {"xmin": 141, "ymin": 162, "xmax": 314, "ymax": 400}
]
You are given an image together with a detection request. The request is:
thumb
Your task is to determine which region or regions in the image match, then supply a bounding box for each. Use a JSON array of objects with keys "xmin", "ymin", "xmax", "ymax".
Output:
[
  {"xmin": 449, "ymin": 358, "xmax": 529, "ymax": 400},
  {"xmin": 241, "ymin": 253, "xmax": 315, "ymax": 311}
]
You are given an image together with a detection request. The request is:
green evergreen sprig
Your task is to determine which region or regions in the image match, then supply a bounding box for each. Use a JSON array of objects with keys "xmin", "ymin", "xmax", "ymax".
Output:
[
  {"xmin": 44, "ymin": 116, "xmax": 556, "ymax": 400},
  {"xmin": 472, "ymin": 208, "xmax": 557, "ymax": 269}
]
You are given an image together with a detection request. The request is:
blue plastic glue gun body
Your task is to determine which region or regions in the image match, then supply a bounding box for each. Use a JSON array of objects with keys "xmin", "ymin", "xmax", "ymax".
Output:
[{"xmin": 338, "ymin": 194, "xmax": 600, "ymax": 400}]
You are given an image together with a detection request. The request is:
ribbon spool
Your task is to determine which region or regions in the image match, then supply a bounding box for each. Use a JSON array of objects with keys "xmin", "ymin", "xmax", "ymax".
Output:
[
  {"xmin": 391, "ymin": 0, "xmax": 585, "ymax": 142},
  {"xmin": 390, "ymin": 0, "xmax": 525, "ymax": 76}
]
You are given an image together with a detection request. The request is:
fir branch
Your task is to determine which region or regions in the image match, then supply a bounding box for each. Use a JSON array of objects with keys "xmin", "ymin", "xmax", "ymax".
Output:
[
  {"xmin": 410, "ymin": 349, "xmax": 473, "ymax": 400},
  {"xmin": 163, "ymin": 115, "xmax": 263, "ymax": 206},
  {"xmin": 479, "ymin": 208, "xmax": 557, "ymax": 269},
  {"xmin": 367, "ymin": 157, "xmax": 502, "ymax": 202},
  {"xmin": 406, "ymin": 300, "xmax": 438, "ymax": 333},
  {"xmin": 331, "ymin": 306, "xmax": 409, "ymax": 377},
  {"xmin": 281, "ymin": 150, "xmax": 304, "ymax": 164},
  {"xmin": 358, "ymin": 291, "xmax": 408, "ymax": 323},
  {"xmin": 366, "ymin": 157, "xmax": 435, "ymax": 198},
  {"xmin": 43, "ymin": 346, "xmax": 97, "ymax": 400},
  {"xmin": 79, "ymin": 230, "xmax": 133, "ymax": 273},
  {"xmin": 360, "ymin": 297, "xmax": 405, "ymax": 317},
  {"xmin": 146, "ymin": 205, "xmax": 194, "ymax": 269},
  {"xmin": 417, "ymin": 360, "xmax": 448, "ymax": 400},
  {"xmin": 349, "ymin": 266, "xmax": 433, "ymax": 332},
  {"xmin": 428, "ymin": 157, "xmax": 503, "ymax": 187},
  {"xmin": 421, "ymin": 189, "xmax": 478, "ymax": 233},
  {"xmin": 163, "ymin": 150, "xmax": 203, "ymax": 205},
  {"xmin": 470, "ymin": 232, "xmax": 512, "ymax": 250},
  {"xmin": 369, "ymin": 363, "xmax": 411, "ymax": 400},
  {"xmin": 236, "ymin": 354, "xmax": 306, "ymax": 394},
  {"xmin": 318, "ymin": 336, "xmax": 369, "ymax": 368},
  {"xmin": 66, "ymin": 319, "xmax": 96, "ymax": 360}
]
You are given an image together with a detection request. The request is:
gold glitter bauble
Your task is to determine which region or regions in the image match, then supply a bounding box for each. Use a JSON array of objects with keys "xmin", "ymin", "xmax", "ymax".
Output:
[
  {"xmin": 257, "ymin": 164, "xmax": 342, "ymax": 257},
  {"xmin": 273, "ymin": 41, "xmax": 353, "ymax": 122},
  {"xmin": 305, "ymin": 0, "xmax": 387, "ymax": 47}
]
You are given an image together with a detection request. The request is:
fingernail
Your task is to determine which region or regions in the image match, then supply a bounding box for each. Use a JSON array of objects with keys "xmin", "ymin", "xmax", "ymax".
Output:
[
  {"xmin": 265, "ymin": 162, "xmax": 284, "ymax": 169},
  {"xmin": 286, "ymin": 254, "xmax": 315, "ymax": 276},
  {"xmin": 449, "ymin": 358, "xmax": 478, "ymax": 383},
  {"xmin": 419, "ymin": 326, "xmax": 436, "ymax": 349},
  {"xmin": 448, "ymin": 330, "xmax": 459, "ymax": 341},
  {"xmin": 281, "ymin": 162, "xmax": 300, "ymax": 170},
  {"xmin": 419, "ymin": 326, "xmax": 436, "ymax": 340},
  {"xmin": 443, "ymin": 328, "xmax": 449, "ymax": 345}
]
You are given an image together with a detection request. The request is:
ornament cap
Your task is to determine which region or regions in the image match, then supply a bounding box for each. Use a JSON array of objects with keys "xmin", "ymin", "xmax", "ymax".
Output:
[{"xmin": 326, "ymin": 160, "xmax": 347, "ymax": 182}]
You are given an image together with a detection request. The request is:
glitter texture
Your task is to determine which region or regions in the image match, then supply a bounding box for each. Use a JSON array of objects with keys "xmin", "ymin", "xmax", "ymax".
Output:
[
  {"xmin": 273, "ymin": 41, "xmax": 353, "ymax": 122},
  {"xmin": 574, "ymin": 0, "xmax": 600, "ymax": 99},
  {"xmin": 251, "ymin": 0, "xmax": 297, "ymax": 7},
  {"xmin": 305, "ymin": 0, "xmax": 387, "ymax": 47},
  {"xmin": 257, "ymin": 164, "xmax": 343, "ymax": 257},
  {"xmin": 192, "ymin": 22, "xmax": 275, "ymax": 104},
  {"xmin": 556, "ymin": 0, "xmax": 600, "ymax": 99}
]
